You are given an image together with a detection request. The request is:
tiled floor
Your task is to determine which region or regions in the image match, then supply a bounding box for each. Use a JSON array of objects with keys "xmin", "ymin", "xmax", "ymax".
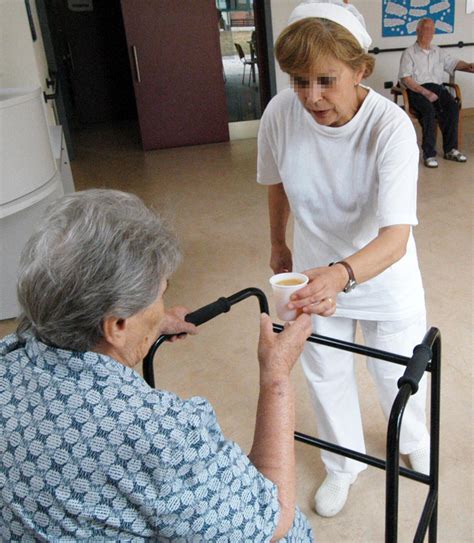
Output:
[{"xmin": 1, "ymin": 113, "xmax": 472, "ymax": 541}]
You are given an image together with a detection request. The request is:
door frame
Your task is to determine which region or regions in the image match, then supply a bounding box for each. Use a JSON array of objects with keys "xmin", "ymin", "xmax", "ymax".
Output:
[
  {"xmin": 228, "ymin": 0, "xmax": 276, "ymax": 139},
  {"xmin": 254, "ymin": 0, "xmax": 277, "ymax": 109},
  {"xmin": 35, "ymin": 0, "xmax": 75, "ymax": 159}
]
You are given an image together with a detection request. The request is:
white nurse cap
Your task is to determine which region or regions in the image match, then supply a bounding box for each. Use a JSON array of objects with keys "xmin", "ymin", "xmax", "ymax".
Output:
[{"xmin": 288, "ymin": 0, "xmax": 372, "ymax": 51}]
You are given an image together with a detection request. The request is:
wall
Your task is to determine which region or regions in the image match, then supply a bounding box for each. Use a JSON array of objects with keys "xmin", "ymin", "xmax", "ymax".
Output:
[
  {"xmin": 270, "ymin": 0, "xmax": 474, "ymax": 107},
  {"xmin": 0, "ymin": 0, "xmax": 40, "ymax": 88},
  {"xmin": 0, "ymin": 0, "xmax": 56, "ymax": 123}
]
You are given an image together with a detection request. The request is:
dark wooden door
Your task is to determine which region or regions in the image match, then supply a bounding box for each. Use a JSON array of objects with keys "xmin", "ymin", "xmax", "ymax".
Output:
[
  {"xmin": 44, "ymin": 0, "xmax": 136, "ymax": 126},
  {"xmin": 121, "ymin": 0, "xmax": 229, "ymax": 150}
]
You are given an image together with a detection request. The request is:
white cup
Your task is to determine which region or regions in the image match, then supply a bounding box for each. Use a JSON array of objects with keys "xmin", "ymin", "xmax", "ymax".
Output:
[{"xmin": 269, "ymin": 272, "xmax": 309, "ymax": 321}]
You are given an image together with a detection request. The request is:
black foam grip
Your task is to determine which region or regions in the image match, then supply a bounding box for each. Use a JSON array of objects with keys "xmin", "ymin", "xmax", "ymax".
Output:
[
  {"xmin": 397, "ymin": 344, "xmax": 432, "ymax": 394},
  {"xmin": 184, "ymin": 297, "xmax": 231, "ymax": 326}
]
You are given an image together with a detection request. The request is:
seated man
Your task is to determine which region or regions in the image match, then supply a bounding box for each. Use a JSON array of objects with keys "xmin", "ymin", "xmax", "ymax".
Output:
[
  {"xmin": 0, "ymin": 189, "xmax": 313, "ymax": 541},
  {"xmin": 398, "ymin": 17, "xmax": 474, "ymax": 168}
]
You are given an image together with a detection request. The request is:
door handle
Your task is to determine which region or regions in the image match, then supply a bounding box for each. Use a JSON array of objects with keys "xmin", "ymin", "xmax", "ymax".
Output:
[
  {"xmin": 131, "ymin": 45, "xmax": 141, "ymax": 83},
  {"xmin": 43, "ymin": 70, "xmax": 58, "ymax": 102}
]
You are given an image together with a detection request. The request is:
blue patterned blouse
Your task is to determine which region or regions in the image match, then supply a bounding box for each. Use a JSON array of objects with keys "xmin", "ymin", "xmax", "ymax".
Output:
[{"xmin": 0, "ymin": 334, "xmax": 313, "ymax": 542}]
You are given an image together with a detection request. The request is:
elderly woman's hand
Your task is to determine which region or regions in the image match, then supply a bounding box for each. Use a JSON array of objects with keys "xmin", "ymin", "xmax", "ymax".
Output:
[
  {"xmin": 258, "ymin": 312, "xmax": 312, "ymax": 381},
  {"xmin": 159, "ymin": 306, "xmax": 198, "ymax": 342},
  {"xmin": 287, "ymin": 265, "xmax": 347, "ymax": 317}
]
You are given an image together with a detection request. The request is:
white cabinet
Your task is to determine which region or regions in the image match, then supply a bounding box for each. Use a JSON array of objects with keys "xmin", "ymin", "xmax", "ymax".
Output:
[
  {"xmin": 49, "ymin": 124, "xmax": 75, "ymax": 195},
  {"xmin": 0, "ymin": 87, "xmax": 65, "ymax": 319}
]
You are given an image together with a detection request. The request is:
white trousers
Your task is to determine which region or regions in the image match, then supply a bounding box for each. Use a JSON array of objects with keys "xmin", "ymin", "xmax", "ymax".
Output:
[{"xmin": 300, "ymin": 312, "xmax": 430, "ymax": 481}]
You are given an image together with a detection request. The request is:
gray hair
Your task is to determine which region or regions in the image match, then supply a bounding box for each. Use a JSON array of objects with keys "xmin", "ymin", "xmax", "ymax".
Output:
[
  {"xmin": 416, "ymin": 18, "xmax": 434, "ymax": 30},
  {"xmin": 17, "ymin": 189, "xmax": 181, "ymax": 351}
]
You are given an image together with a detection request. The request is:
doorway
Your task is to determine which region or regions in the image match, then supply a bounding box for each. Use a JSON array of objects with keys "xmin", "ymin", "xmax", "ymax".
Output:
[
  {"xmin": 217, "ymin": 1, "xmax": 261, "ymax": 123},
  {"xmin": 38, "ymin": 1, "xmax": 136, "ymax": 128},
  {"xmin": 38, "ymin": 0, "xmax": 274, "ymax": 152},
  {"xmin": 216, "ymin": 0, "xmax": 276, "ymax": 139}
]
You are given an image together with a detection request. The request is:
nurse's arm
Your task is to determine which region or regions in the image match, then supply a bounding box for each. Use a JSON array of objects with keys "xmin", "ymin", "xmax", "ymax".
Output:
[
  {"xmin": 290, "ymin": 224, "xmax": 411, "ymax": 310},
  {"xmin": 268, "ymin": 184, "xmax": 292, "ymax": 273},
  {"xmin": 342, "ymin": 224, "xmax": 410, "ymax": 284}
]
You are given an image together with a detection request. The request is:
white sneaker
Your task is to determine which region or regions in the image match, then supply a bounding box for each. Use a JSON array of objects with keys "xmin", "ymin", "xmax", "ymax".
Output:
[
  {"xmin": 314, "ymin": 473, "xmax": 352, "ymax": 517},
  {"xmin": 408, "ymin": 446, "xmax": 430, "ymax": 475},
  {"xmin": 424, "ymin": 157, "xmax": 438, "ymax": 168}
]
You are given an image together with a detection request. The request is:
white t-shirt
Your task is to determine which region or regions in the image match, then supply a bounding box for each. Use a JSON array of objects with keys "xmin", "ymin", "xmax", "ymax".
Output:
[{"xmin": 257, "ymin": 87, "xmax": 425, "ymax": 320}]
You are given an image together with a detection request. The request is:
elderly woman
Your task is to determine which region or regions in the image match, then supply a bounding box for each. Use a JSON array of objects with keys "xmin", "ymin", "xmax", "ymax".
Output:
[
  {"xmin": 257, "ymin": 1, "xmax": 430, "ymax": 518},
  {"xmin": 0, "ymin": 189, "xmax": 313, "ymax": 541}
]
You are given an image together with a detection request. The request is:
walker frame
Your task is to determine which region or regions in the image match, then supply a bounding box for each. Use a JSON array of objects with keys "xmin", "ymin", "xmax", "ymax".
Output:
[{"xmin": 143, "ymin": 287, "xmax": 441, "ymax": 543}]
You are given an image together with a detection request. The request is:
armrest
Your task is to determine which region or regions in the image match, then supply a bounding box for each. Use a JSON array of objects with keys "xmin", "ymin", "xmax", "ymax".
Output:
[
  {"xmin": 390, "ymin": 86, "xmax": 402, "ymax": 104},
  {"xmin": 442, "ymin": 82, "xmax": 462, "ymax": 105},
  {"xmin": 390, "ymin": 85, "xmax": 410, "ymax": 114}
]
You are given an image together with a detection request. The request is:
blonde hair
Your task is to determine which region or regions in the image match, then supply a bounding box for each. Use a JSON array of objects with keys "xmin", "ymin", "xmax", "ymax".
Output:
[{"xmin": 275, "ymin": 18, "xmax": 375, "ymax": 78}]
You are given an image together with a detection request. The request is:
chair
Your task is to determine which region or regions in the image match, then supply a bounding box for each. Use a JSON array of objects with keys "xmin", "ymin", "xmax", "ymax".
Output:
[
  {"xmin": 234, "ymin": 43, "xmax": 257, "ymax": 86},
  {"xmin": 391, "ymin": 82, "xmax": 463, "ymax": 148},
  {"xmin": 251, "ymin": 30, "xmax": 257, "ymax": 49}
]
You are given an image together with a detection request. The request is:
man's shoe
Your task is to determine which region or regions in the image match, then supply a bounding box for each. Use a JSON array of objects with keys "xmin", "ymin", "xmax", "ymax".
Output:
[
  {"xmin": 424, "ymin": 157, "xmax": 438, "ymax": 168},
  {"xmin": 444, "ymin": 149, "xmax": 467, "ymax": 162},
  {"xmin": 408, "ymin": 446, "xmax": 430, "ymax": 475},
  {"xmin": 314, "ymin": 473, "xmax": 352, "ymax": 517}
]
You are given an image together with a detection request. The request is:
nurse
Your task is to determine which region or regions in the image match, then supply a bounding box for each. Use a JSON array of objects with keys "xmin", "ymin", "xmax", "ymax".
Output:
[{"xmin": 257, "ymin": 0, "xmax": 430, "ymax": 518}]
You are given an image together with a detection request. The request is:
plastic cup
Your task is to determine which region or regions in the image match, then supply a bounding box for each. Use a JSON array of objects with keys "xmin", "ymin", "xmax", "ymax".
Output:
[{"xmin": 269, "ymin": 272, "xmax": 309, "ymax": 321}]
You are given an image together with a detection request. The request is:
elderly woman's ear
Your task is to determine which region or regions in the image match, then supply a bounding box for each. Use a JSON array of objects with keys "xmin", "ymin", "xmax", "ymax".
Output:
[
  {"xmin": 101, "ymin": 316, "xmax": 128, "ymax": 348},
  {"xmin": 93, "ymin": 315, "xmax": 131, "ymax": 366}
]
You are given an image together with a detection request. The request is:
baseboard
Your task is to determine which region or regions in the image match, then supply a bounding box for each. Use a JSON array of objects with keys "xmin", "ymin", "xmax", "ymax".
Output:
[{"xmin": 462, "ymin": 107, "xmax": 474, "ymax": 117}]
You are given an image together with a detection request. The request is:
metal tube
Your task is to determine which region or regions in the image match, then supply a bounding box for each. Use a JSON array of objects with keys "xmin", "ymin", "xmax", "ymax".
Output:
[
  {"xmin": 142, "ymin": 288, "xmax": 269, "ymax": 387},
  {"xmin": 369, "ymin": 41, "xmax": 473, "ymax": 54},
  {"xmin": 428, "ymin": 333, "xmax": 441, "ymax": 543},
  {"xmin": 385, "ymin": 384, "xmax": 412, "ymax": 543},
  {"xmin": 226, "ymin": 287, "xmax": 269, "ymax": 314},
  {"xmin": 142, "ymin": 335, "xmax": 167, "ymax": 388},
  {"xmin": 294, "ymin": 431, "xmax": 429, "ymax": 484},
  {"xmin": 384, "ymin": 328, "xmax": 441, "ymax": 542},
  {"xmin": 272, "ymin": 323, "xmax": 417, "ymax": 368},
  {"xmin": 415, "ymin": 491, "xmax": 438, "ymax": 542}
]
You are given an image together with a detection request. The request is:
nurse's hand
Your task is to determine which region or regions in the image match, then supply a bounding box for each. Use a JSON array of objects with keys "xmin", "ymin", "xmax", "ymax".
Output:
[
  {"xmin": 287, "ymin": 266, "xmax": 347, "ymax": 317},
  {"xmin": 270, "ymin": 243, "xmax": 293, "ymax": 274}
]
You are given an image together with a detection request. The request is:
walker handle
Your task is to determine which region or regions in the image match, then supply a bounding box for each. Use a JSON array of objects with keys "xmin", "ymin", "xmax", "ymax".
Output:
[
  {"xmin": 184, "ymin": 297, "xmax": 232, "ymax": 326},
  {"xmin": 397, "ymin": 344, "xmax": 432, "ymax": 394}
]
